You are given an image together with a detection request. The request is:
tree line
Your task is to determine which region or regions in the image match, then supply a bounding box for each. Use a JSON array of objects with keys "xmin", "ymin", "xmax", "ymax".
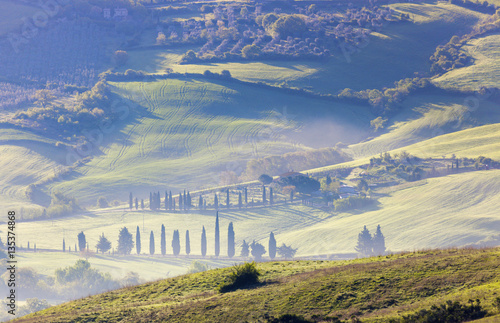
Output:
[{"xmin": 67, "ymin": 211, "xmax": 298, "ymax": 260}]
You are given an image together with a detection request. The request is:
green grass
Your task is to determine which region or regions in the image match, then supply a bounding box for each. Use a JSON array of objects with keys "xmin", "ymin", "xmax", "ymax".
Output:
[
  {"xmin": 46, "ymin": 78, "xmax": 371, "ymax": 206},
  {"xmin": 0, "ymin": 0, "xmax": 39, "ymax": 36},
  {"xmin": 433, "ymin": 34, "xmax": 500, "ymax": 91},
  {"xmin": 16, "ymin": 247, "xmax": 500, "ymax": 322}
]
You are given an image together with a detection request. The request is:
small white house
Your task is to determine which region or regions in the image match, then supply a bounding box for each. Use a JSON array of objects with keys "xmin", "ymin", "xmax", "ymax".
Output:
[
  {"xmin": 114, "ymin": 8, "xmax": 128, "ymax": 18},
  {"xmin": 103, "ymin": 8, "xmax": 111, "ymax": 19}
]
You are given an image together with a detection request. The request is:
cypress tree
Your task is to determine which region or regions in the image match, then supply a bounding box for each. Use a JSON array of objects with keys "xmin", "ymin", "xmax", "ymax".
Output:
[
  {"xmin": 238, "ymin": 192, "xmax": 242, "ymax": 210},
  {"xmin": 165, "ymin": 191, "xmax": 168, "ymax": 210},
  {"xmin": 74, "ymin": 243, "xmax": 77, "ymax": 252},
  {"xmin": 172, "ymin": 230, "xmax": 180, "ymax": 256},
  {"xmin": 244, "ymin": 187, "xmax": 248, "ymax": 205},
  {"xmin": 149, "ymin": 231, "xmax": 155, "ymax": 255},
  {"xmin": 63, "ymin": 239, "xmax": 65, "ymax": 252},
  {"xmin": 77, "ymin": 231, "xmax": 86, "ymax": 251},
  {"xmin": 179, "ymin": 193, "xmax": 183, "ymax": 210},
  {"xmin": 129, "ymin": 192, "xmax": 133, "ymax": 209},
  {"xmin": 135, "ymin": 197, "xmax": 138, "ymax": 210},
  {"xmin": 201, "ymin": 226, "xmax": 207, "ymax": 257},
  {"xmin": 187, "ymin": 191, "xmax": 191, "ymax": 210},
  {"xmin": 184, "ymin": 190, "xmax": 187, "ymax": 211},
  {"xmin": 199, "ymin": 195, "xmax": 203, "ymax": 209},
  {"xmin": 270, "ymin": 187, "xmax": 273, "ymax": 205},
  {"xmin": 227, "ymin": 222, "xmax": 235, "ymax": 258},
  {"xmin": 149, "ymin": 192, "xmax": 153, "ymax": 210},
  {"xmin": 290, "ymin": 189, "xmax": 293, "ymax": 202},
  {"xmin": 262, "ymin": 185, "xmax": 266, "ymax": 204},
  {"xmin": 136, "ymin": 226, "xmax": 141, "ymax": 255},
  {"xmin": 161, "ymin": 224, "xmax": 166, "ymax": 256},
  {"xmin": 269, "ymin": 232, "xmax": 276, "ymax": 260},
  {"xmin": 185, "ymin": 230, "xmax": 191, "ymax": 255},
  {"xmin": 141, "ymin": 199, "xmax": 144, "ymax": 210},
  {"xmin": 169, "ymin": 191, "xmax": 172, "ymax": 210},
  {"xmin": 214, "ymin": 194, "xmax": 218, "ymax": 210},
  {"xmin": 157, "ymin": 191, "xmax": 161, "ymax": 209},
  {"xmin": 215, "ymin": 211, "xmax": 220, "ymax": 257},
  {"xmin": 355, "ymin": 225, "xmax": 373, "ymax": 256},
  {"xmin": 372, "ymin": 225, "xmax": 386, "ymax": 255},
  {"xmin": 226, "ymin": 189, "xmax": 230, "ymax": 209}
]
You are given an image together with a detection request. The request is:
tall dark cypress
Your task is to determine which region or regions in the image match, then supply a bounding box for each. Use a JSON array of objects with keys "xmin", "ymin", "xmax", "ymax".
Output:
[
  {"xmin": 185, "ymin": 230, "xmax": 191, "ymax": 255},
  {"xmin": 149, "ymin": 231, "xmax": 155, "ymax": 255},
  {"xmin": 238, "ymin": 192, "xmax": 242, "ymax": 210},
  {"xmin": 215, "ymin": 211, "xmax": 220, "ymax": 257},
  {"xmin": 187, "ymin": 191, "xmax": 191, "ymax": 210},
  {"xmin": 214, "ymin": 194, "xmax": 218, "ymax": 210},
  {"xmin": 226, "ymin": 189, "xmax": 230, "ymax": 209},
  {"xmin": 179, "ymin": 193, "xmax": 183, "ymax": 210},
  {"xmin": 135, "ymin": 197, "xmax": 138, "ymax": 210},
  {"xmin": 269, "ymin": 232, "xmax": 276, "ymax": 260},
  {"xmin": 160, "ymin": 224, "xmax": 166, "ymax": 256},
  {"xmin": 184, "ymin": 190, "xmax": 187, "ymax": 211},
  {"xmin": 136, "ymin": 226, "xmax": 141, "ymax": 255},
  {"xmin": 63, "ymin": 239, "xmax": 65, "ymax": 252},
  {"xmin": 149, "ymin": 192, "xmax": 152, "ymax": 210},
  {"xmin": 227, "ymin": 222, "xmax": 235, "ymax": 258},
  {"xmin": 165, "ymin": 191, "xmax": 168, "ymax": 210},
  {"xmin": 169, "ymin": 191, "xmax": 172, "ymax": 210},
  {"xmin": 201, "ymin": 226, "xmax": 207, "ymax": 257},
  {"xmin": 157, "ymin": 191, "xmax": 161, "ymax": 209},
  {"xmin": 172, "ymin": 230, "xmax": 180, "ymax": 256},
  {"xmin": 244, "ymin": 187, "xmax": 248, "ymax": 205},
  {"xmin": 262, "ymin": 186, "xmax": 266, "ymax": 205},
  {"xmin": 270, "ymin": 187, "xmax": 273, "ymax": 205},
  {"xmin": 199, "ymin": 195, "xmax": 203, "ymax": 209},
  {"xmin": 290, "ymin": 189, "xmax": 293, "ymax": 202},
  {"xmin": 129, "ymin": 192, "xmax": 133, "ymax": 210}
]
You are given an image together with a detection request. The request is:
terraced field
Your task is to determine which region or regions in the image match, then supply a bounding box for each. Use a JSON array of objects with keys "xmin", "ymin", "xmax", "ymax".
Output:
[{"xmin": 46, "ymin": 78, "xmax": 371, "ymax": 205}]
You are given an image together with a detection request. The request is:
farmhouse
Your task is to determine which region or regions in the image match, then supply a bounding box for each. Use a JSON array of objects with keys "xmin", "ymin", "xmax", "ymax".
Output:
[{"xmin": 338, "ymin": 185, "xmax": 360, "ymax": 199}]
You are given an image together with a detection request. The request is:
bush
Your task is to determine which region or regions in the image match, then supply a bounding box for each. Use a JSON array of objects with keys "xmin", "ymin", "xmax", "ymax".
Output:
[
  {"xmin": 186, "ymin": 261, "xmax": 209, "ymax": 274},
  {"xmin": 219, "ymin": 262, "xmax": 260, "ymax": 293},
  {"xmin": 392, "ymin": 299, "xmax": 487, "ymax": 323},
  {"xmin": 97, "ymin": 197, "xmax": 109, "ymax": 208}
]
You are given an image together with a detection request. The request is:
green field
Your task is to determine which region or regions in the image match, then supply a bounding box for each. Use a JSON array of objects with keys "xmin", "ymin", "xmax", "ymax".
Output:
[
  {"xmin": 123, "ymin": 2, "xmax": 486, "ymax": 95},
  {"xmin": 45, "ymin": 78, "xmax": 371, "ymax": 206},
  {"xmin": 433, "ymin": 34, "xmax": 500, "ymax": 91},
  {"xmin": 16, "ymin": 247, "xmax": 500, "ymax": 322}
]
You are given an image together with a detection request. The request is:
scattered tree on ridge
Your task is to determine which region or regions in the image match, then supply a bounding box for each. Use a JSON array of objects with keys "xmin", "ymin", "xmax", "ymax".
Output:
[
  {"xmin": 185, "ymin": 230, "xmax": 191, "ymax": 256},
  {"xmin": 96, "ymin": 233, "xmax": 111, "ymax": 254},
  {"xmin": 277, "ymin": 243, "xmax": 297, "ymax": 259},
  {"xmin": 149, "ymin": 231, "xmax": 155, "ymax": 255},
  {"xmin": 240, "ymin": 240, "xmax": 249, "ymax": 257},
  {"xmin": 201, "ymin": 226, "xmax": 207, "ymax": 257},
  {"xmin": 172, "ymin": 230, "xmax": 180, "ymax": 256},
  {"xmin": 117, "ymin": 227, "xmax": 134, "ymax": 255},
  {"xmin": 228, "ymin": 222, "xmax": 235, "ymax": 258},
  {"xmin": 136, "ymin": 226, "xmax": 141, "ymax": 255},
  {"xmin": 250, "ymin": 240, "xmax": 266, "ymax": 261},
  {"xmin": 372, "ymin": 225, "xmax": 386, "ymax": 255},
  {"xmin": 77, "ymin": 231, "xmax": 86, "ymax": 252},
  {"xmin": 215, "ymin": 211, "xmax": 220, "ymax": 257},
  {"xmin": 161, "ymin": 224, "xmax": 166, "ymax": 256},
  {"xmin": 355, "ymin": 225, "xmax": 373, "ymax": 256},
  {"xmin": 269, "ymin": 232, "xmax": 276, "ymax": 260}
]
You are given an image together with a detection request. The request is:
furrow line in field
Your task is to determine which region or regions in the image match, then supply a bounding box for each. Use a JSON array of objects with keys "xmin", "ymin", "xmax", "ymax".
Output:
[{"xmin": 108, "ymin": 122, "xmax": 139, "ymax": 171}]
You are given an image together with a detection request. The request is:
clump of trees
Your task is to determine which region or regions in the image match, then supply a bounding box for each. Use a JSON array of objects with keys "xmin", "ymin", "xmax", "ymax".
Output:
[
  {"xmin": 392, "ymin": 300, "xmax": 487, "ymax": 323},
  {"xmin": 355, "ymin": 225, "xmax": 386, "ymax": 257}
]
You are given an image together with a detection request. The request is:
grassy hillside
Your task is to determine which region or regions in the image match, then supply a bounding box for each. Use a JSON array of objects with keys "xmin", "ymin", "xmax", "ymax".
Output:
[
  {"xmin": 433, "ymin": 34, "xmax": 500, "ymax": 91},
  {"xmin": 346, "ymin": 93, "xmax": 500, "ymax": 158},
  {"xmin": 16, "ymin": 247, "xmax": 500, "ymax": 322},
  {"xmin": 46, "ymin": 78, "xmax": 371, "ymax": 206},
  {"xmin": 123, "ymin": 2, "xmax": 486, "ymax": 95}
]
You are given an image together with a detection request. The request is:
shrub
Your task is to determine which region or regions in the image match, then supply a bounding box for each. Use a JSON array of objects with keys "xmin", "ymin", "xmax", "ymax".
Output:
[
  {"xmin": 392, "ymin": 299, "xmax": 487, "ymax": 323},
  {"xmin": 186, "ymin": 261, "xmax": 209, "ymax": 274},
  {"xmin": 219, "ymin": 262, "xmax": 260, "ymax": 293},
  {"xmin": 97, "ymin": 197, "xmax": 109, "ymax": 208}
]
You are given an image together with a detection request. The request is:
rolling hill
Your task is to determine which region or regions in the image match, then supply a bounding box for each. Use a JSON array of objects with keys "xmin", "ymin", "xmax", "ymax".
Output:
[{"xmin": 14, "ymin": 247, "xmax": 500, "ymax": 322}]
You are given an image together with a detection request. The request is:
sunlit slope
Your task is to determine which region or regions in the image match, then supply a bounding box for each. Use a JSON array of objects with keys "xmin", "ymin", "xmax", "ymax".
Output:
[
  {"xmin": 125, "ymin": 3, "xmax": 487, "ymax": 95},
  {"xmin": 49, "ymin": 78, "xmax": 371, "ymax": 205},
  {"xmin": 433, "ymin": 34, "xmax": 500, "ymax": 91},
  {"xmin": 280, "ymin": 170, "xmax": 500, "ymax": 255},
  {"xmin": 17, "ymin": 248, "xmax": 500, "ymax": 323},
  {"xmin": 346, "ymin": 93, "xmax": 500, "ymax": 158},
  {"xmin": 20, "ymin": 170, "xmax": 500, "ymax": 259},
  {"xmin": 390, "ymin": 122, "xmax": 500, "ymax": 159}
]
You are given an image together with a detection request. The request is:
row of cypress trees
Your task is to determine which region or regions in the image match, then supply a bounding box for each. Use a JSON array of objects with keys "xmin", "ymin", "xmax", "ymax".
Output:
[{"xmin": 129, "ymin": 186, "xmax": 282, "ymax": 211}]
